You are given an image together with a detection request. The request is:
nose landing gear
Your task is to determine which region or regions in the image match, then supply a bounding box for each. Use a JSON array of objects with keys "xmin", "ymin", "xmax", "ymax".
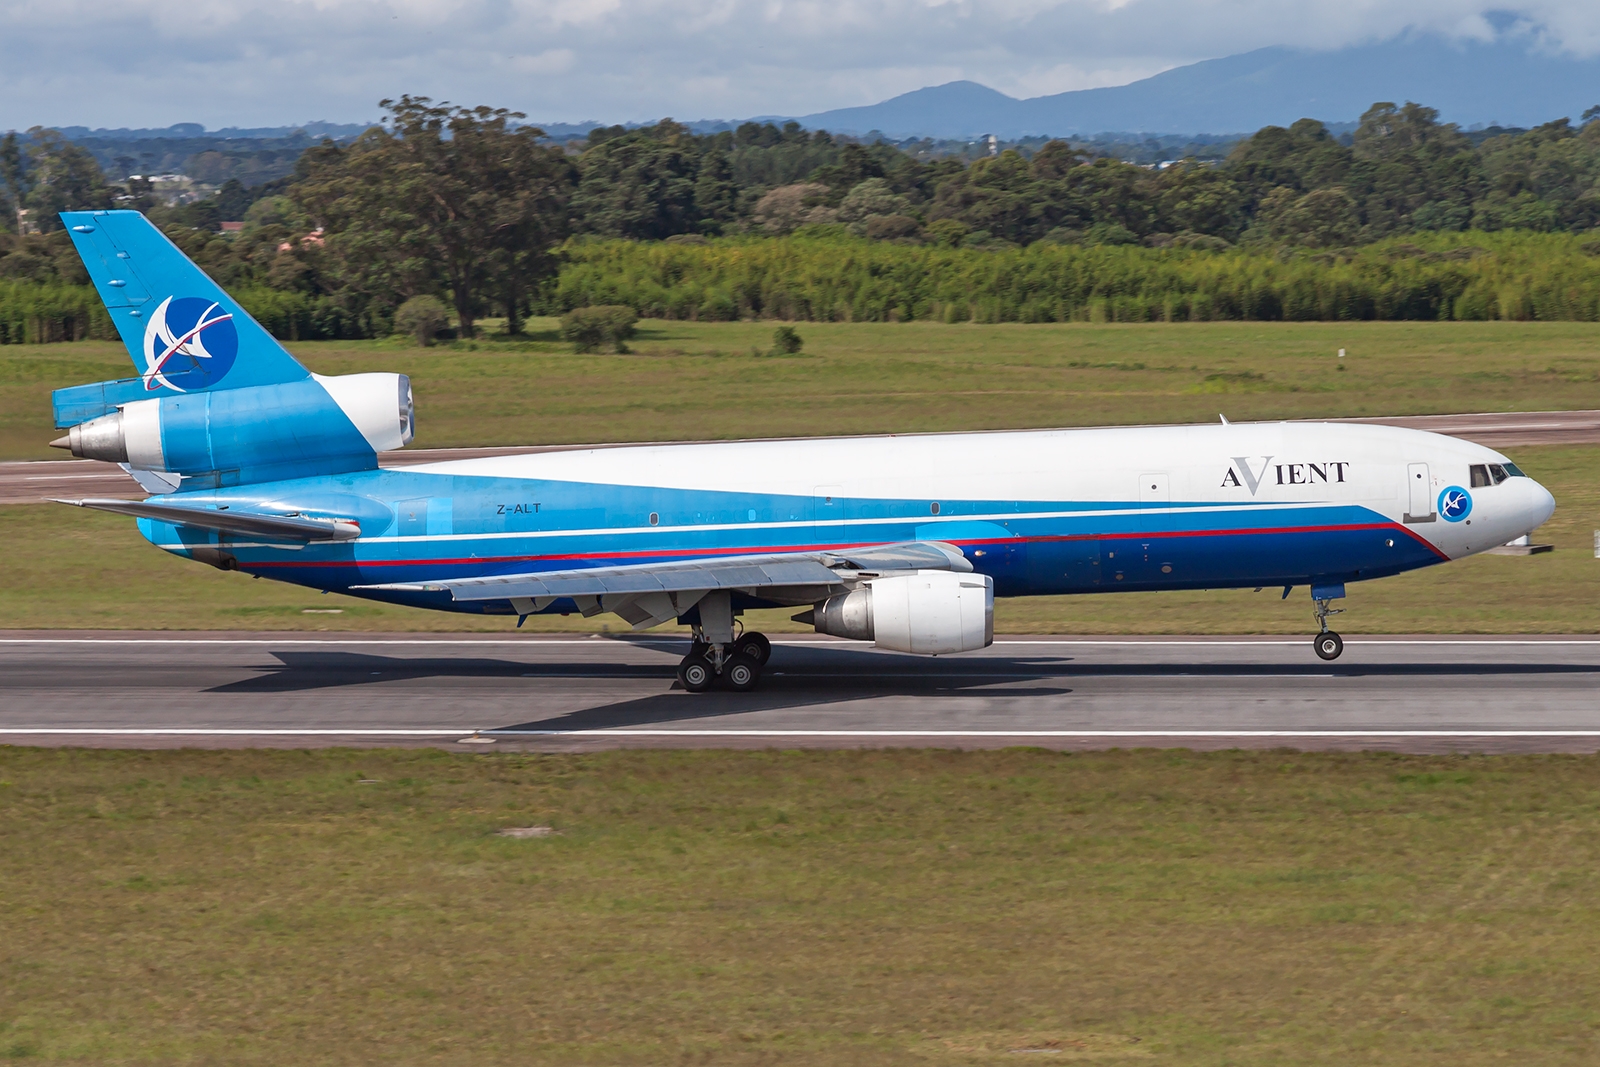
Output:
[{"xmin": 1312, "ymin": 590, "xmax": 1345, "ymax": 661}]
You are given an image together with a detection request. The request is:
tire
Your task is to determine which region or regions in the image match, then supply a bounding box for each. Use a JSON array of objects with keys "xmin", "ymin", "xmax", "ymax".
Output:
[
  {"xmin": 1314, "ymin": 632, "xmax": 1344, "ymax": 661},
  {"xmin": 721, "ymin": 653, "xmax": 762, "ymax": 692},
  {"xmin": 677, "ymin": 654, "xmax": 716, "ymax": 692},
  {"xmin": 734, "ymin": 632, "xmax": 772, "ymax": 666}
]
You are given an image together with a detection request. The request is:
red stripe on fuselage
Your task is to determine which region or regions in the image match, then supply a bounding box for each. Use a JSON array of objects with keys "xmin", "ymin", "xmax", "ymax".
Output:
[{"xmin": 234, "ymin": 519, "xmax": 1447, "ymax": 572}]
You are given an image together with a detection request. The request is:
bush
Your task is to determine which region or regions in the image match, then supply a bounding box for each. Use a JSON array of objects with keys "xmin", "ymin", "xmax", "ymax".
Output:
[
  {"xmin": 770, "ymin": 325, "xmax": 803, "ymax": 355},
  {"xmin": 393, "ymin": 295, "xmax": 450, "ymax": 346},
  {"xmin": 560, "ymin": 305, "xmax": 638, "ymax": 353}
]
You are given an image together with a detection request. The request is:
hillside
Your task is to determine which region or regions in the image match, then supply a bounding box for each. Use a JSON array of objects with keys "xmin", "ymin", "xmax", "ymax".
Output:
[{"xmin": 798, "ymin": 37, "xmax": 1600, "ymax": 138}]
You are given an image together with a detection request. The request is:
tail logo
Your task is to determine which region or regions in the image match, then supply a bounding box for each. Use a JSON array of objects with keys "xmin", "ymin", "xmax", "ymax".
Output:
[{"xmin": 142, "ymin": 296, "xmax": 239, "ymax": 392}]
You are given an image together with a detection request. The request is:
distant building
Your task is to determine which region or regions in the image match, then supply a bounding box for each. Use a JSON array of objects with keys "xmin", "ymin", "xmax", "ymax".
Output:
[
  {"xmin": 276, "ymin": 227, "xmax": 325, "ymax": 252},
  {"xmin": 220, "ymin": 221, "xmax": 244, "ymax": 233},
  {"xmin": 16, "ymin": 208, "xmax": 38, "ymax": 235},
  {"xmin": 127, "ymin": 173, "xmax": 216, "ymax": 207}
]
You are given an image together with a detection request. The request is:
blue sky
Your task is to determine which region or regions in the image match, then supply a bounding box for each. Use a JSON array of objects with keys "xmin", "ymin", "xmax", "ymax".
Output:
[{"xmin": 1, "ymin": 1, "xmax": 1596, "ymax": 130}]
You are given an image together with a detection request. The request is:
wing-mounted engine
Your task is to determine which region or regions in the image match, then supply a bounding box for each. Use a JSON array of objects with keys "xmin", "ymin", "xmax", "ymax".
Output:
[
  {"xmin": 51, "ymin": 373, "xmax": 413, "ymax": 488},
  {"xmin": 806, "ymin": 570, "xmax": 994, "ymax": 654}
]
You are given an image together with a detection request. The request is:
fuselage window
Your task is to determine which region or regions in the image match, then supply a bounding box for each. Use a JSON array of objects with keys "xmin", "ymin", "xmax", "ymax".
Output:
[
  {"xmin": 1488, "ymin": 463, "xmax": 1509, "ymax": 484},
  {"xmin": 1469, "ymin": 464, "xmax": 1491, "ymax": 488},
  {"xmin": 649, "ymin": 512, "xmax": 659, "ymax": 526},
  {"xmin": 930, "ymin": 502, "xmax": 940, "ymax": 515}
]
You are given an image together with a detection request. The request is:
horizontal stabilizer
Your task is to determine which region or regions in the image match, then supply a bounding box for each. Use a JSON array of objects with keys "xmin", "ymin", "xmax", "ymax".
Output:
[
  {"xmin": 57, "ymin": 498, "xmax": 360, "ymax": 541},
  {"xmin": 355, "ymin": 540, "xmax": 970, "ymax": 602}
]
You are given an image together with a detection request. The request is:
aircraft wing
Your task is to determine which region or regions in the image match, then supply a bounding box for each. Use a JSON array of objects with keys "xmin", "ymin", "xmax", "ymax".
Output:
[
  {"xmin": 57, "ymin": 498, "xmax": 362, "ymax": 541},
  {"xmin": 355, "ymin": 540, "xmax": 971, "ymax": 627}
]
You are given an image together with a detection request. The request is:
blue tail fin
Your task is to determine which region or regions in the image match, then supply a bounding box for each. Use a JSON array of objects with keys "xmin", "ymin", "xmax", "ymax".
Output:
[{"xmin": 62, "ymin": 210, "xmax": 309, "ymax": 394}]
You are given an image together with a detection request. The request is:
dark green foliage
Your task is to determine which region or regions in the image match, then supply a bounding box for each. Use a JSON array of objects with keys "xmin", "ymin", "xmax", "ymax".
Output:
[
  {"xmin": 11, "ymin": 128, "xmax": 112, "ymax": 232},
  {"xmin": 0, "ymin": 281, "xmax": 115, "ymax": 344},
  {"xmin": 17, "ymin": 97, "xmax": 1600, "ymax": 345},
  {"xmin": 770, "ymin": 325, "xmax": 803, "ymax": 354},
  {"xmin": 293, "ymin": 96, "xmax": 574, "ymax": 340},
  {"xmin": 560, "ymin": 305, "xmax": 638, "ymax": 353},
  {"xmin": 232, "ymin": 288, "xmax": 370, "ymax": 341},
  {"xmin": 552, "ymin": 230, "xmax": 1600, "ymax": 324},
  {"xmin": 572, "ymin": 121, "xmax": 702, "ymax": 240},
  {"xmin": 392, "ymin": 295, "xmax": 450, "ymax": 346}
]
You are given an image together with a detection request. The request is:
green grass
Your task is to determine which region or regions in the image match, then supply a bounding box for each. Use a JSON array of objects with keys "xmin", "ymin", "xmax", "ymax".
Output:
[
  {"xmin": 3, "ymin": 442, "xmax": 1597, "ymax": 634},
  {"xmin": 3, "ymin": 747, "xmax": 1600, "ymax": 1065},
  {"xmin": 6, "ymin": 319, "xmax": 1600, "ymax": 461}
]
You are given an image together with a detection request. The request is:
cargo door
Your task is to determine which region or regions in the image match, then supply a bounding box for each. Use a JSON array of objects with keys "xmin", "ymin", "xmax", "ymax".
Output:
[{"xmin": 1405, "ymin": 463, "xmax": 1435, "ymax": 523}]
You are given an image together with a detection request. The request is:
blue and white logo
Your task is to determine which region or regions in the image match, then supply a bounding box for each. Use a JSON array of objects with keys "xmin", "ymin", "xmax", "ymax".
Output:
[
  {"xmin": 142, "ymin": 296, "xmax": 238, "ymax": 392},
  {"xmin": 1438, "ymin": 485, "xmax": 1473, "ymax": 522}
]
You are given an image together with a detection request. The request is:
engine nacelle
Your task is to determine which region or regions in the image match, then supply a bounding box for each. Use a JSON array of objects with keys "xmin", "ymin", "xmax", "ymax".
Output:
[
  {"xmin": 813, "ymin": 570, "xmax": 994, "ymax": 654},
  {"xmin": 55, "ymin": 373, "xmax": 413, "ymax": 486}
]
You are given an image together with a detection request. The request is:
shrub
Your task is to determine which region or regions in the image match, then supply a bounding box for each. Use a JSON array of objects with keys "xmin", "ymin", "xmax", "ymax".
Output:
[
  {"xmin": 560, "ymin": 304, "xmax": 639, "ymax": 353},
  {"xmin": 770, "ymin": 325, "xmax": 803, "ymax": 355},
  {"xmin": 393, "ymin": 295, "xmax": 450, "ymax": 346}
]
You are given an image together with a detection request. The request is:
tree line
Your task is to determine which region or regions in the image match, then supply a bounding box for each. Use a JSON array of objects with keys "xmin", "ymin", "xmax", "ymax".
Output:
[{"xmin": 4, "ymin": 96, "xmax": 1600, "ymax": 340}]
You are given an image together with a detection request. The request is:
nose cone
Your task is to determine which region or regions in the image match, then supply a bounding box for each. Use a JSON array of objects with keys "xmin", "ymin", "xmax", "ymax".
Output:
[{"xmin": 1527, "ymin": 478, "xmax": 1556, "ymax": 530}]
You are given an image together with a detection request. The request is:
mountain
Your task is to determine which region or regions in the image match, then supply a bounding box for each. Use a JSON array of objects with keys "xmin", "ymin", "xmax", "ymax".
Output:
[{"xmin": 797, "ymin": 37, "xmax": 1600, "ymax": 138}]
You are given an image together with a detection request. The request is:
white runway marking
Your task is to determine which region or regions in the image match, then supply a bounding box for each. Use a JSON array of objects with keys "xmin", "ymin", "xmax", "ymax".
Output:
[
  {"xmin": 4, "ymin": 637, "xmax": 1600, "ymax": 646},
  {"xmin": 6, "ymin": 728, "xmax": 1600, "ymax": 739}
]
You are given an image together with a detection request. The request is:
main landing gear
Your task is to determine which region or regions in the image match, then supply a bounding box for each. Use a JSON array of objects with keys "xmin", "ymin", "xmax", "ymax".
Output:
[
  {"xmin": 1312, "ymin": 593, "xmax": 1344, "ymax": 661},
  {"xmin": 676, "ymin": 629, "xmax": 773, "ymax": 693}
]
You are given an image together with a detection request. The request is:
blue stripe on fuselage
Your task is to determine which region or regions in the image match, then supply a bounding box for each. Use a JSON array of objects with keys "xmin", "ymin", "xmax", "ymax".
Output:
[{"xmin": 135, "ymin": 468, "xmax": 1443, "ymax": 613}]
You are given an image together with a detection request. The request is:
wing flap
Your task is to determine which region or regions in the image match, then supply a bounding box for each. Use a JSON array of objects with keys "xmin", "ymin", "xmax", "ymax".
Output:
[{"xmin": 356, "ymin": 540, "xmax": 971, "ymax": 602}]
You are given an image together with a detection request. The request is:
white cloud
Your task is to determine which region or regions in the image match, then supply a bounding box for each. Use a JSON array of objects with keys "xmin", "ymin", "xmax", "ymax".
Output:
[{"xmin": 2, "ymin": 0, "xmax": 1599, "ymax": 129}]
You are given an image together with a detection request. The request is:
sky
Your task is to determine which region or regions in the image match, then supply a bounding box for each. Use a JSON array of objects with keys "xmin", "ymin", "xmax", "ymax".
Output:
[{"xmin": 3, "ymin": 0, "xmax": 1600, "ymax": 131}]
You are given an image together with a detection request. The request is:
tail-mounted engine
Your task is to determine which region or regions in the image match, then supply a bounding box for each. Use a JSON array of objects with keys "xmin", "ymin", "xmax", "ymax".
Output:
[
  {"xmin": 811, "ymin": 571, "xmax": 994, "ymax": 654},
  {"xmin": 52, "ymin": 373, "xmax": 413, "ymax": 488}
]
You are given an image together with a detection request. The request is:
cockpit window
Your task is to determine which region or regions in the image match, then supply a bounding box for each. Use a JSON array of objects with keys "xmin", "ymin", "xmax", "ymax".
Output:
[
  {"xmin": 1469, "ymin": 464, "xmax": 1491, "ymax": 488},
  {"xmin": 1502, "ymin": 462, "xmax": 1527, "ymax": 478},
  {"xmin": 1488, "ymin": 463, "xmax": 1508, "ymax": 484}
]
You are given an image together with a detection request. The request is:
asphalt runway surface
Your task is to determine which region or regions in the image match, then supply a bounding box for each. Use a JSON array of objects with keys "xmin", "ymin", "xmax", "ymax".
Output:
[
  {"xmin": 6, "ymin": 409, "xmax": 1600, "ymax": 504},
  {"xmin": 5, "ymin": 632, "xmax": 1600, "ymax": 753}
]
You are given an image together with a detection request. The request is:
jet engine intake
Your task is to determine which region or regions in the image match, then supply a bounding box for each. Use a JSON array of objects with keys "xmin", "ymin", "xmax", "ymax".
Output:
[{"xmin": 812, "ymin": 570, "xmax": 994, "ymax": 654}]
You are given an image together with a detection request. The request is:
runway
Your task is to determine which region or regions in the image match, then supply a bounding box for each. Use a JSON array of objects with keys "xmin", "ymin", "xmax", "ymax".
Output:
[
  {"xmin": 6, "ymin": 409, "xmax": 1599, "ymax": 504},
  {"xmin": 4, "ymin": 632, "xmax": 1600, "ymax": 753}
]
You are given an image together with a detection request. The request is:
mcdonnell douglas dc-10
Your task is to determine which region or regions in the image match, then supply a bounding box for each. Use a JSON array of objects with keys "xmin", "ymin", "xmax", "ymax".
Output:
[{"xmin": 50, "ymin": 211, "xmax": 1556, "ymax": 690}]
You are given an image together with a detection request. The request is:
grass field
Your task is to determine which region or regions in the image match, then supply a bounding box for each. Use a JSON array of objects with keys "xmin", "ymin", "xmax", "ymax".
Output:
[
  {"xmin": 6, "ymin": 319, "xmax": 1600, "ymax": 461},
  {"xmin": 3, "ymin": 746, "xmax": 1599, "ymax": 1065},
  {"xmin": 3, "ymin": 441, "xmax": 1596, "ymax": 634}
]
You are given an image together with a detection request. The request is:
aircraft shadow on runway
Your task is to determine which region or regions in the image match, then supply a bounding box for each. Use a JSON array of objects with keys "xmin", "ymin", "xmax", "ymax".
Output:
[{"xmin": 204, "ymin": 640, "xmax": 1600, "ymax": 733}]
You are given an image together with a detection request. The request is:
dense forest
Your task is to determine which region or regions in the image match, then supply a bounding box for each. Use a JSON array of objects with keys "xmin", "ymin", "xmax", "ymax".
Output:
[{"xmin": 5, "ymin": 96, "xmax": 1600, "ymax": 341}]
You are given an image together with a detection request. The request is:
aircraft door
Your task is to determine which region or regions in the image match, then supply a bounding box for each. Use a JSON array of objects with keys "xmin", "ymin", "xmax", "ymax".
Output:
[{"xmin": 1405, "ymin": 463, "xmax": 1435, "ymax": 523}]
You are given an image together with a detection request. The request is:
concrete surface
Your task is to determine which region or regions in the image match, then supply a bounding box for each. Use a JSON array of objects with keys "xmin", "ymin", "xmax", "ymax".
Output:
[{"xmin": 4, "ymin": 632, "xmax": 1600, "ymax": 753}]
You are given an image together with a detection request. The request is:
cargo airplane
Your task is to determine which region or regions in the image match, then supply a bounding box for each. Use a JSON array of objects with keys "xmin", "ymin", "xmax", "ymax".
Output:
[{"xmin": 51, "ymin": 211, "xmax": 1556, "ymax": 690}]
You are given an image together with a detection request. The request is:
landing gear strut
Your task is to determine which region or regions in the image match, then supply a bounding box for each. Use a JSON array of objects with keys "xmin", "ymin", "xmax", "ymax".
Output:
[
  {"xmin": 1312, "ymin": 595, "xmax": 1344, "ymax": 661},
  {"xmin": 675, "ymin": 606, "xmax": 769, "ymax": 692}
]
